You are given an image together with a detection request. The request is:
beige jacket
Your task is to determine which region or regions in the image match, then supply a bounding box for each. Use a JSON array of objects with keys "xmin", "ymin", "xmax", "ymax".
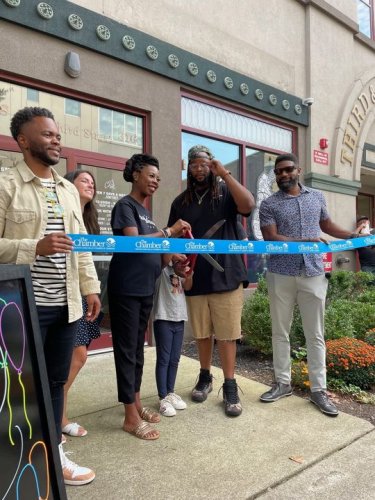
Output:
[{"xmin": 0, "ymin": 160, "xmax": 101, "ymax": 322}]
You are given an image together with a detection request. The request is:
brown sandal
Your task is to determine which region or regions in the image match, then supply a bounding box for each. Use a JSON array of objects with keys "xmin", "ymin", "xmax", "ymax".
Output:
[
  {"xmin": 140, "ymin": 407, "xmax": 161, "ymax": 423},
  {"xmin": 124, "ymin": 421, "xmax": 160, "ymax": 440}
]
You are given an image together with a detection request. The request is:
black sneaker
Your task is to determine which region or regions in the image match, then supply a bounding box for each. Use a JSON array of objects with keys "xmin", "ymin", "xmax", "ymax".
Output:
[
  {"xmin": 222, "ymin": 378, "xmax": 242, "ymax": 417},
  {"xmin": 260, "ymin": 382, "xmax": 293, "ymax": 402},
  {"xmin": 191, "ymin": 370, "xmax": 213, "ymax": 402},
  {"xmin": 309, "ymin": 391, "xmax": 339, "ymax": 417}
]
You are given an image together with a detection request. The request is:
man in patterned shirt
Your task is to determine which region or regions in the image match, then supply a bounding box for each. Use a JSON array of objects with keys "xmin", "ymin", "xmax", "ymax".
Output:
[
  {"xmin": 0, "ymin": 107, "xmax": 101, "ymax": 485},
  {"xmin": 259, "ymin": 153, "xmax": 355, "ymax": 416}
]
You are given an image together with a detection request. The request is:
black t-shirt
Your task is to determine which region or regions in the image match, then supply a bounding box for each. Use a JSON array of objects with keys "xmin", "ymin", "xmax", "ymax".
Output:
[
  {"xmin": 168, "ymin": 184, "xmax": 249, "ymax": 296},
  {"xmin": 108, "ymin": 195, "xmax": 161, "ymax": 296},
  {"xmin": 358, "ymin": 246, "xmax": 375, "ymax": 268}
]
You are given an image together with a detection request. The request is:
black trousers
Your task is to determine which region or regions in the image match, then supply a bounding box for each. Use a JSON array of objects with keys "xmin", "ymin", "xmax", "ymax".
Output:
[
  {"xmin": 37, "ymin": 305, "xmax": 78, "ymax": 439},
  {"xmin": 109, "ymin": 293, "xmax": 153, "ymax": 404}
]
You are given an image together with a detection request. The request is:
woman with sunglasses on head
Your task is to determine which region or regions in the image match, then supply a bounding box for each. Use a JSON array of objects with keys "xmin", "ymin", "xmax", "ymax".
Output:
[
  {"xmin": 108, "ymin": 153, "xmax": 190, "ymax": 440},
  {"xmin": 62, "ymin": 170, "xmax": 102, "ymax": 440}
]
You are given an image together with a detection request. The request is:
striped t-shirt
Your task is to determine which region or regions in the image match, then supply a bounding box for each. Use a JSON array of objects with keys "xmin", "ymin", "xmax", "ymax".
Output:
[{"xmin": 30, "ymin": 178, "xmax": 67, "ymax": 306}]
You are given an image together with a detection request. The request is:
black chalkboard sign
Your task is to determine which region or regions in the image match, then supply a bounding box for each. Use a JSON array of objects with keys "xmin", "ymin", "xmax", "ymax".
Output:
[{"xmin": 0, "ymin": 265, "xmax": 67, "ymax": 500}]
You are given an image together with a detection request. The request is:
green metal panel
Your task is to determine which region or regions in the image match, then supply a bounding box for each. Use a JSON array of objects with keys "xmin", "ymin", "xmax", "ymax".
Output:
[
  {"xmin": 0, "ymin": 0, "xmax": 309, "ymax": 126},
  {"xmin": 304, "ymin": 172, "xmax": 361, "ymax": 196}
]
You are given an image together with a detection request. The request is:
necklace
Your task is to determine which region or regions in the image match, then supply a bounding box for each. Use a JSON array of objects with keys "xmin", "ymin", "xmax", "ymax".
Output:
[
  {"xmin": 41, "ymin": 179, "xmax": 64, "ymax": 218},
  {"xmin": 195, "ymin": 188, "xmax": 209, "ymax": 205}
]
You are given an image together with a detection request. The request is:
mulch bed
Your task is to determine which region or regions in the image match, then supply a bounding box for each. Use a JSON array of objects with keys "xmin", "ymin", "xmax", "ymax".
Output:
[{"xmin": 181, "ymin": 339, "xmax": 375, "ymax": 426}]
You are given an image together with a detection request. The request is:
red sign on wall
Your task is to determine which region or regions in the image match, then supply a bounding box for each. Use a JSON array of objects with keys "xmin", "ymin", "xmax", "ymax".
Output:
[
  {"xmin": 322, "ymin": 252, "xmax": 332, "ymax": 272},
  {"xmin": 313, "ymin": 150, "xmax": 329, "ymax": 165}
]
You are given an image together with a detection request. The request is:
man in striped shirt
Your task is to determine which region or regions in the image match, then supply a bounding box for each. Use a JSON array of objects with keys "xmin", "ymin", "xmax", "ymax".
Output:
[{"xmin": 0, "ymin": 107, "xmax": 101, "ymax": 486}]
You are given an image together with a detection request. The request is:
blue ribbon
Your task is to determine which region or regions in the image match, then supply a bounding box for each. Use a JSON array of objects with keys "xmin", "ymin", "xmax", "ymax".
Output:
[{"xmin": 68, "ymin": 234, "xmax": 375, "ymax": 254}]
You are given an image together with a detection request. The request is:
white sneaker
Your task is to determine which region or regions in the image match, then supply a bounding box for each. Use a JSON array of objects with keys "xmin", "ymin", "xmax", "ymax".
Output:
[
  {"xmin": 58, "ymin": 444, "xmax": 95, "ymax": 486},
  {"xmin": 159, "ymin": 397, "xmax": 176, "ymax": 417},
  {"xmin": 167, "ymin": 392, "xmax": 187, "ymax": 410}
]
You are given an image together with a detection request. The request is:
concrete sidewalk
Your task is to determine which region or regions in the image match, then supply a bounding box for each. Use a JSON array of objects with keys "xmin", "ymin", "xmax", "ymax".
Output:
[{"xmin": 65, "ymin": 349, "xmax": 374, "ymax": 500}]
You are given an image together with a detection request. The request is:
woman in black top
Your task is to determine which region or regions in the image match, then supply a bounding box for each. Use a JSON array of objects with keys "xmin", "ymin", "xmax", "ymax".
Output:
[{"xmin": 108, "ymin": 154, "xmax": 190, "ymax": 440}]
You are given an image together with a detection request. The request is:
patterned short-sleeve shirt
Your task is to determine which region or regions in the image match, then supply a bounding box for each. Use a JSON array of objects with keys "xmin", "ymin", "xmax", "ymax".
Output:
[{"xmin": 259, "ymin": 185, "xmax": 330, "ymax": 276}]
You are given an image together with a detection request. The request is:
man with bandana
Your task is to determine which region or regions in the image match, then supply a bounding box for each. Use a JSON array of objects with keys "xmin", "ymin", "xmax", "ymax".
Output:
[{"xmin": 168, "ymin": 145, "xmax": 255, "ymax": 416}]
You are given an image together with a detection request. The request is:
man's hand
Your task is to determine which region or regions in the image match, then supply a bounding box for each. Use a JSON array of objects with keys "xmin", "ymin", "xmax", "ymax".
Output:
[
  {"xmin": 209, "ymin": 159, "xmax": 227, "ymax": 177},
  {"xmin": 36, "ymin": 232, "xmax": 73, "ymax": 256},
  {"xmin": 85, "ymin": 294, "xmax": 101, "ymax": 322}
]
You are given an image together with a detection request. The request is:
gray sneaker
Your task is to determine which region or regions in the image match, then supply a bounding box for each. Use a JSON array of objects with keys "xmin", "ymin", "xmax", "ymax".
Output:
[
  {"xmin": 309, "ymin": 391, "xmax": 339, "ymax": 417},
  {"xmin": 191, "ymin": 370, "xmax": 213, "ymax": 402},
  {"xmin": 222, "ymin": 378, "xmax": 242, "ymax": 417},
  {"xmin": 260, "ymin": 382, "xmax": 293, "ymax": 402}
]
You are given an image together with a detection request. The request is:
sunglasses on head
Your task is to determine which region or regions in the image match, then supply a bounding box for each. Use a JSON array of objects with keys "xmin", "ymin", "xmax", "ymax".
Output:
[{"xmin": 273, "ymin": 165, "xmax": 297, "ymax": 175}]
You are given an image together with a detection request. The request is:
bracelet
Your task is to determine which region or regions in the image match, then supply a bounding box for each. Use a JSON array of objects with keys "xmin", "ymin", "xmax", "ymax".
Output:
[
  {"xmin": 222, "ymin": 170, "xmax": 232, "ymax": 179},
  {"xmin": 162, "ymin": 226, "xmax": 172, "ymax": 238}
]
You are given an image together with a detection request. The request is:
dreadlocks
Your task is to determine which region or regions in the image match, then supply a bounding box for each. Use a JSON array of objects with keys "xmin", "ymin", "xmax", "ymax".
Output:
[{"xmin": 183, "ymin": 145, "xmax": 221, "ymax": 207}]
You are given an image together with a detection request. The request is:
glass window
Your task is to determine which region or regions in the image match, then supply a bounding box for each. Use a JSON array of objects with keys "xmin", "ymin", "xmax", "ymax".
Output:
[
  {"xmin": 0, "ymin": 149, "xmax": 66, "ymax": 176},
  {"xmin": 182, "ymin": 131, "xmax": 240, "ymax": 189},
  {"xmin": 0, "ymin": 79, "xmax": 148, "ymax": 349},
  {"xmin": 99, "ymin": 107, "xmax": 112, "ymax": 138},
  {"xmin": 77, "ymin": 164, "xmax": 129, "ymax": 235},
  {"xmin": 182, "ymin": 97, "xmax": 293, "ymax": 153},
  {"xmin": 64, "ymin": 98, "xmax": 81, "ymax": 117},
  {"xmin": 113, "ymin": 111, "xmax": 124, "ymax": 142},
  {"xmin": 357, "ymin": 193, "xmax": 374, "ymax": 225},
  {"xmin": 245, "ymin": 149, "xmax": 278, "ymax": 283},
  {"xmin": 26, "ymin": 88, "xmax": 39, "ymax": 102},
  {"xmin": 357, "ymin": 0, "xmax": 372, "ymax": 37},
  {"xmin": 98, "ymin": 108, "xmax": 143, "ymax": 153}
]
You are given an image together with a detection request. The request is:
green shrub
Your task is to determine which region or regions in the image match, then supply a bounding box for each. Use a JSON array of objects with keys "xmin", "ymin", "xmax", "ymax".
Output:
[
  {"xmin": 324, "ymin": 300, "xmax": 355, "ymax": 340},
  {"xmin": 241, "ymin": 291, "xmax": 272, "ymax": 354},
  {"xmin": 350, "ymin": 302, "xmax": 375, "ymax": 340},
  {"xmin": 327, "ymin": 379, "xmax": 375, "ymax": 404},
  {"xmin": 290, "ymin": 307, "xmax": 305, "ymax": 350},
  {"xmin": 356, "ymin": 289, "xmax": 375, "ymax": 304},
  {"xmin": 364, "ymin": 329, "xmax": 375, "ymax": 346},
  {"xmin": 326, "ymin": 270, "xmax": 374, "ymax": 304}
]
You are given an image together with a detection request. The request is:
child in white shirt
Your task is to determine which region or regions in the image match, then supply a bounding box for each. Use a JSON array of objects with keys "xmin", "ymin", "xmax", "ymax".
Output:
[{"xmin": 153, "ymin": 262, "xmax": 193, "ymax": 416}]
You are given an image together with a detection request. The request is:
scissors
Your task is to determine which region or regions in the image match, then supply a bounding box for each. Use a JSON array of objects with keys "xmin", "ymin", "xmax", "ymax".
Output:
[{"xmin": 186, "ymin": 219, "xmax": 226, "ymax": 273}]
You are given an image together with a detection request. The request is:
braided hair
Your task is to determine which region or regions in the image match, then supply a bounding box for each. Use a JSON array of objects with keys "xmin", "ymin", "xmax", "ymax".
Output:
[{"xmin": 123, "ymin": 153, "xmax": 159, "ymax": 182}]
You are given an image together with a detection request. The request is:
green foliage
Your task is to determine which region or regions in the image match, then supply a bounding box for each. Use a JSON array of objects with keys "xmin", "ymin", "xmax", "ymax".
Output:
[
  {"xmin": 241, "ymin": 291, "xmax": 272, "ymax": 354},
  {"xmin": 326, "ymin": 270, "xmax": 374, "ymax": 304},
  {"xmin": 324, "ymin": 300, "xmax": 355, "ymax": 340},
  {"xmin": 364, "ymin": 329, "xmax": 375, "ymax": 347},
  {"xmin": 290, "ymin": 307, "xmax": 305, "ymax": 350},
  {"xmin": 328, "ymin": 379, "xmax": 375, "ymax": 405},
  {"xmin": 356, "ymin": 289, "xmax": 375, "ymax": 304}
]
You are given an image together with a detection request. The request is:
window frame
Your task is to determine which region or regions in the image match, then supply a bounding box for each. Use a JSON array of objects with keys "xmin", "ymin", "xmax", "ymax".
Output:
[{"xmin": 357, "ymin": 0, "xmax": 375, "ymax": 39}]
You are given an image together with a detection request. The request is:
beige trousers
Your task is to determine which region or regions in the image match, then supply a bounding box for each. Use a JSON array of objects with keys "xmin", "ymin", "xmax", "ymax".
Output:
[{"xmin": 266, "ymin": 271, "xmax": 328, "ymax": 392}]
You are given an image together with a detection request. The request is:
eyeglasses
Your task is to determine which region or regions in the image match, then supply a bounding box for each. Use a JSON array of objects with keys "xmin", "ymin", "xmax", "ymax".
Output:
[
  {"xmin": 189, "ymin": 161, "xmax": 211, "ymax": 171},
  {"xmin": 273, "ymin": 166, "xmax": 297, "ymax": 176}
]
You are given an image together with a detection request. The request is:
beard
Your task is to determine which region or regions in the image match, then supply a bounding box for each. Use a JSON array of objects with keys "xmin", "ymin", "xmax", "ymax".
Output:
[
  {"xmin": 29, "ymin": 145, "xmax": 60, "ymax": 166},
  {"xmin": 277, "ymin": 177, "xmax": 298, "ymax": 192}
]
